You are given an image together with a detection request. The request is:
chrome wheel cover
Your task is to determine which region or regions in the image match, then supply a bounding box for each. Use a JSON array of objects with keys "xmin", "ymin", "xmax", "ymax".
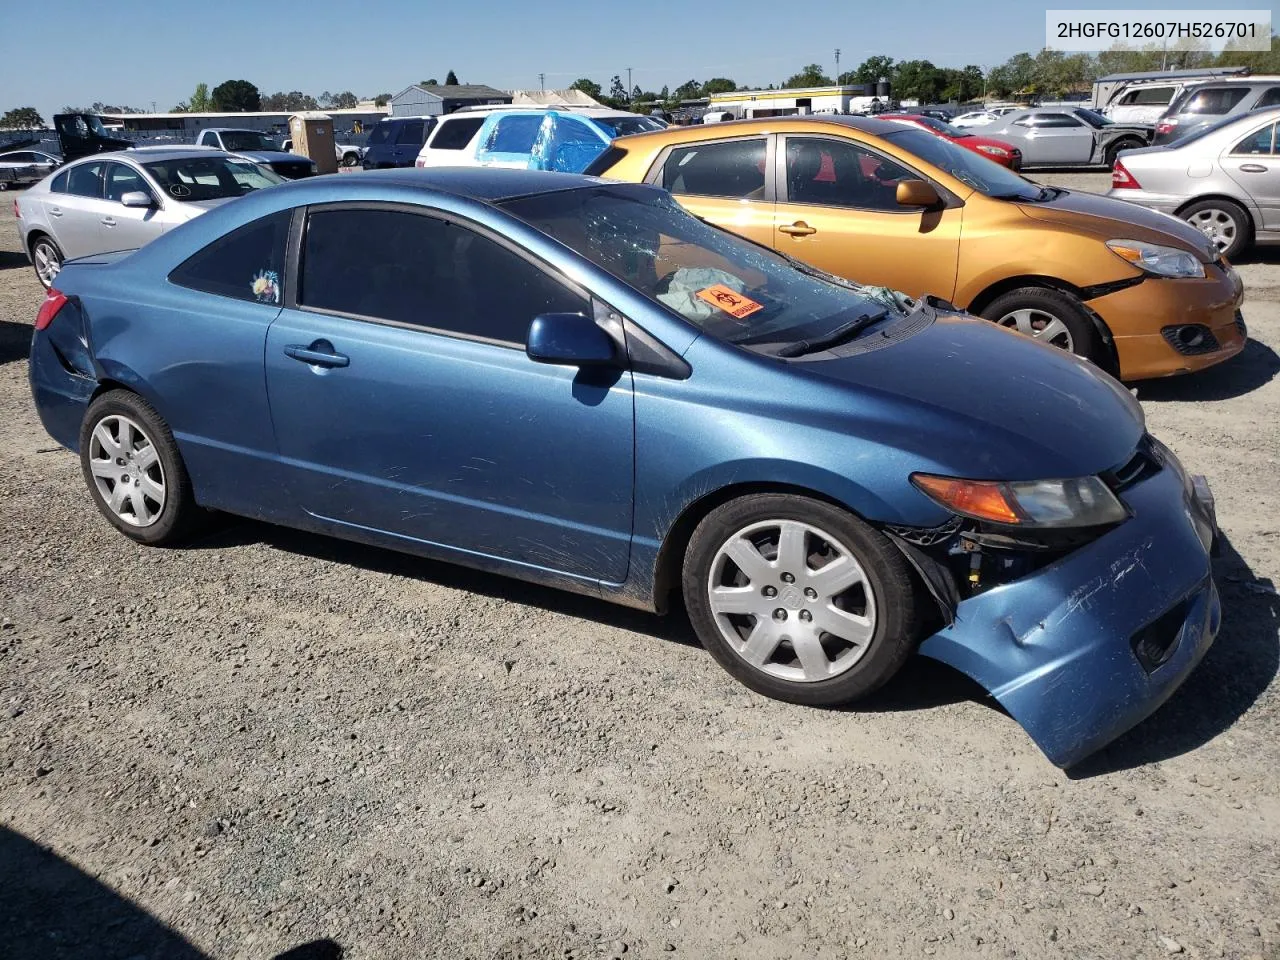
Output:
[
  {"xmin": 707, "ymin": 519, "xmax": 877, "ymax": 683},
  {"xmin": 1186, "ymin": 208, "xmax": 1237, "ymax": 253},
  {"xmin": 33, "ymin": 241, "xmax": 61, "ymax": 287},
  {"xmin": 997, "ymin": 308, "xmax": 1075, "ymax": 351},
  {"xmin": 87, "ymin": 415, "xmax": 166, "ymax": 527}
]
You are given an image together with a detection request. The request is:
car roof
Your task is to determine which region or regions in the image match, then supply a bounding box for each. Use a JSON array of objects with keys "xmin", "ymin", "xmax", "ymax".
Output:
[
  {"xmin": 611, "ymin": 114, "xmax": 915, "ymax": 146},
  {"xmin": 65, "ymin": 147, "xmax": 236, "ymax": 164},
  {"xmin": 278, "ymin": 166, "xmax": 617, "ymax": 203}
]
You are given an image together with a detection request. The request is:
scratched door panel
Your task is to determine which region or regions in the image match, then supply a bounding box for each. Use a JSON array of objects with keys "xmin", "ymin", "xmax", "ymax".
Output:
[{"xmin": 264, "ymin": 308, "xmax": 636, "ymax": 582}]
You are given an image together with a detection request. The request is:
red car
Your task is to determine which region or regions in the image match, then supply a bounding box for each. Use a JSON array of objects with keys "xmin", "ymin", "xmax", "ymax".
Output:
[{"xmin": 878, "ymin": 114, "xmax": 1022, "ymax": 170}]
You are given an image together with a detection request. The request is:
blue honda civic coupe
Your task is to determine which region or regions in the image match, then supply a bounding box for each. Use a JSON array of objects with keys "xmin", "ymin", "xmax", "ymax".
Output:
[{"xmin": 28, "ymin": 168, "xmax": 1221, "ymax": 767}]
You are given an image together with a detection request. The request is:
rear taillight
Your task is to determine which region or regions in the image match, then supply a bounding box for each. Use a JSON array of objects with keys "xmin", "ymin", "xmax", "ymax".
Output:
[
  {"xmin": 35, "ymin": 288, "xmax": 68, "ymax": 331},
  {"xmin": 415, "ymin": 157, "xmax": 425, "ymax": 167},
  {"xmin": 1111, "ymin": 160, "xmax": 1141, "ymax": 189},
  {"xmin": 1156, "ymin": 120, "xmax": 1177, "ymax": 136}
]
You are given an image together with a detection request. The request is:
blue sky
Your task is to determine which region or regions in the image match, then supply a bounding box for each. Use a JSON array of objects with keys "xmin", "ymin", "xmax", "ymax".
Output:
[{"xmin": 0, "ymin": 0, "xmax": 1228, "ymax": 120}]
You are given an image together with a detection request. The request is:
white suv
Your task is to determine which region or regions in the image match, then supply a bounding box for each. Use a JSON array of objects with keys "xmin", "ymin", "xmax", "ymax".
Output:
[{"xmin": 415, "ymin": 107, "xmax": 662, "ymax": 171}]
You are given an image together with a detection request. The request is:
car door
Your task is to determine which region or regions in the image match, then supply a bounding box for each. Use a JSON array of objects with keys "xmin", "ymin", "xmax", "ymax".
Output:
[
  {"xmin": 390, "ymin": 119, "xmax": 427, "ymax": 167},
  {"xmin": 264, "ymin": 203, "xmax": 636, "ymax": 583},
  {"xmin": 1011, "ymin": 113, "xmax": 1092, "ymax": 164},
  {"xmin": 99, "ymin": 161, "xmax": 165, "ymax": 252},
  {"xmin": 772, "ymin": 134, "xmax": 961, "ymax": 301},
  {"xmin": 1222, "ymin": 119, "xmax": 1280, "ymax": 232},
  {"xmin": 46, "ymin": 160, "xmax": 109, "ymax": 258},
  {"xmin": 648, "ymin": 135, "xmax": 776, "ymax": 248}
]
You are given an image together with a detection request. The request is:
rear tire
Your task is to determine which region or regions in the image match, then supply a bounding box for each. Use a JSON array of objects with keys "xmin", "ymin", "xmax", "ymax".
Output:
[
  {"xmin": 30, "ymin": 235, "xmax": 62, "ymax": 289},
  {"xmin": 79, "ymin": 391, "xmax": 203, "ymax": 546},
  {"xmin": 682, "ymin": 493, "xmax": 922, "ymax": 707},
  {"xmin": 1180, "ymin": 198, "xmax": 1251, "ymax": 261},
  {"xmin": 979, "ymin": 286, "xmax": 1100, "ymax": 364},
  {"xmin": 1104, "ymin": 137, "xmax": 1144, "ymax": 168}
]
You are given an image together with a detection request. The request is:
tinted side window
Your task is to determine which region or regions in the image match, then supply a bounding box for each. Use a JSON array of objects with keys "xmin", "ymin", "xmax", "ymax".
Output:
[
  {"xmin": 170, "ymin": 210, "xmax": 291, "ymax": 304},
  {"xmin": 1037, "ymin": 113, "xmax": 1084, "ymax": 128},
  {"xmin": 1184, "ymin": 87, "xmax": 1249, "ymax": 115},
  {"xmin": 431, "ymin": 116, "xmax": 484, "ymax": 149},
  {"xmin": 366, "ymin": 124, "xmax": 392, "ymax": 146},
  {"xmin": 104, "ymin": 162, "xmax": 149, "ymax": 202},
  {"xmin": 1233, "ymin": 122, "xmax": 1278, "ymax": 155},
  {"xmin": 1256, "ymin": 87, "xmax": 1280, "ymax": 109},
  {"xmin": 785, "ymin": 138, "xmax": 917, "ymax": 211},
  {"xmin": 1123, "ymin": 86, "xmax": 1174, "ymax": 106},
  {"xmin": 300, "ymin": 208, "xmax": 587, "ymax": 344},
  {"xmin": 50, "ymin": 170, "xmax": 69, "ymax": 193},
  {"xmin": 396, "ymin": 120, "xmax": 425, "ymax": 145},
  {"xmin": 65, "ymin": 161, "xmax": 105, "ymax": 198},
  {"xmin": 660, "ymin": 139, "xmax": 767, "ymax": 198}
]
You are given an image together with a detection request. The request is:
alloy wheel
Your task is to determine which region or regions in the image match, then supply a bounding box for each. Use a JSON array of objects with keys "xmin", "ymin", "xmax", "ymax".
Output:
[
  {"xmin": 32, "ymin": 240, "xmax": 61, "ymax": 287},
  {"xmin": 706, "ymin": 519, "xmax": 877, "ymax": 683},
  {"xmin": 87, "ymin": 415, "xmax": 166, "ymax": 527},
  {"xmin": 996, "ymin": 308, "xmax": 1075, "ymax": 351},
  {"xmin": 1186, "ymin": 207, "xmax": 1236, "ymax": 253}
]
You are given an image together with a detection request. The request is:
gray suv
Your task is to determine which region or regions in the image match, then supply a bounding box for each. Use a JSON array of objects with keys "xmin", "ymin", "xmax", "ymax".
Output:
[{"xmin": 1154, "ymin": 78, "xmax": 1280, "ymax": 144}]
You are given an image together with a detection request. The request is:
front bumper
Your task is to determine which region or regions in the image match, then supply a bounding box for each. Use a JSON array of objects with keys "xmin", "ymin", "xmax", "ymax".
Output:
[
  {"xmin": 917, "ymin": 455, "xmax": 1219, "ymax": 768},
  {"xmin": 1090, "ymin": 262, "xmax": 1246, "ymax": 380}
]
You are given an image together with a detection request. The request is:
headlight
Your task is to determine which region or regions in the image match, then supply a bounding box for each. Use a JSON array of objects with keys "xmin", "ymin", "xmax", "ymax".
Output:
[
  {"xmin": 975, "ymin": 144, "xmax": 1010, "ymax": 157},
  {"xmin": 1106, "ymin": 239, "xmax": 1204, "ymax": 279},
  {"xmin": 911, "ymin": 473, "xmax": 1128, "ymax": 528}
]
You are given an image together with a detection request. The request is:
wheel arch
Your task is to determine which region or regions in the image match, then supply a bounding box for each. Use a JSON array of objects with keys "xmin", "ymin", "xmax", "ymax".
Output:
[
  {"xmin": 1174, "ymin": 193, "xmax": 1256, "ymax": 232},
  {"xmin": 965, "ymin": 275, "xmax": 1121, "ymax": 378}
]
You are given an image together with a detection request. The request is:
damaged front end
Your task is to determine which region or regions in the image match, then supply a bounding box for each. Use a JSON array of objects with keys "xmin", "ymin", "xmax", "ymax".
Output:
[{"xmin": 884, "ymin": 436, "xmax": 1220, "ymax": 768}]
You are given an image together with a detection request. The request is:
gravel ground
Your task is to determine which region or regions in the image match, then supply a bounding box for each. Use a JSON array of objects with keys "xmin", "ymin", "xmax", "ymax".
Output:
[{"xmin": 1, "ymin": 173, "xmax": 1278, "ymax": 960}]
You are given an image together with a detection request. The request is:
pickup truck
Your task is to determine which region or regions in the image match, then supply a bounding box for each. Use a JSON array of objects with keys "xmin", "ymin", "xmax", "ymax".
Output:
[
  {"xmin": 194, "ymin": 128, "xmax": 316, "ymax": 179},
  {"xmin": 282, "ymin": 137, "xmax": 364, "ymax": 167}
]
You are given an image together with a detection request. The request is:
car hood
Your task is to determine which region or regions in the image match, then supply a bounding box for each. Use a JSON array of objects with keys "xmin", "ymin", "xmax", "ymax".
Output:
[
  {"xmin": 800, "ymin": 313, "xmax": 1144, "ymax": 480},
  {"xmin": 171, "ymin": 197, "xmax": 239, "ymax": 221},
  {"xmin": 1014, "ymin": 188, "xmax": 1215, "ymax": 261},
  {"xmin": 237, "ymin": 150, "xmax": 311, "ymax": 164}
]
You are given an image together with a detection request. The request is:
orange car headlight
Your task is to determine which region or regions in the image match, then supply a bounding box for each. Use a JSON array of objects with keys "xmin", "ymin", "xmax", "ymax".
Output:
[{"xmin": 911, "ymin": 474, "xmax": 1128, "ymax": 528}]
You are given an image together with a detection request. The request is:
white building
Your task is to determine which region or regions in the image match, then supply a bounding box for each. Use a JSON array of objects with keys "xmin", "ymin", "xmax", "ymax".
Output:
[{"xmin": 706, "ymin": 84, "xmax": 880, "ymax": 119}]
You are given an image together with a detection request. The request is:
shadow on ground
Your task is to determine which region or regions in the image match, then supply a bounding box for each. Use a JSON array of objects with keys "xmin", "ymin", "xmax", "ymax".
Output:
[
  {"xmin": 1133, "ymin": 338, "xmax": 1280, "ymax": 402},
  {"xmin": 192, "ymin": 518, "xmax": 1275, "ymax": 774},
  {"xmin": 0, "ymin": 319, "xmax": 32, "ymax": 365},
  {"xmin": 0, "ymin": 826, "xmax": 343, "ymax": 959},
  {"xmin": 0, "ymin": 250, "xmax": 30, "ymax": 272}
]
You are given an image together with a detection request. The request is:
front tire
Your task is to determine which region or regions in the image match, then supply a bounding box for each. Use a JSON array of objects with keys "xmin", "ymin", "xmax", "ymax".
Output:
[
  {"xmin": 682, "ymin": 494, "xmax": 922, "ymax": 706},
  {"xmin": 79, "ymin": 391, "xmax": 201, "ymax": 546},
  {"xmin": 979, "ymin": 286, "xmax": 1100, "ymax": 363},
  {"xmin": 1180, "ymin": 198, "xmax": 1251, "ymax": 261}
]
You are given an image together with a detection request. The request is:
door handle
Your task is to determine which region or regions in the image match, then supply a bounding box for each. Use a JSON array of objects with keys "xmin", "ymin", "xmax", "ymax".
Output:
[
  {"xmin": 1238, "ymin": 163, "xmax": 1268, "ymax": 173},
  {"xmin": 49, "ymin": 207, "xmax": 62, "ymax": 217},
  {"xmin": 284, "ymin": 342, "xmax": 350, "ymax": 368},
  {"xmin": 779, "ymin": 222, "xmax": 818, "ymax": 237},
  {"xmin": 101, "ymin": 216, "xmax": 115, "ymax": 226}
]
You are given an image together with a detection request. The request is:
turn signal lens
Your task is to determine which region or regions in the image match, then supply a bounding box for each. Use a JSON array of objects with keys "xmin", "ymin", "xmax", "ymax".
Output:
[{"xmin": 911, "ymin": 475, "xmax": 1022, "ymax": 524}]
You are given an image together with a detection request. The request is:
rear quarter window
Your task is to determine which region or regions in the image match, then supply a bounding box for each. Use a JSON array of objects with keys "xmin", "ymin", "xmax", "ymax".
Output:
[
  {"xmin": 1183, "ymin": 87, "xmax": 1249, "ymax": 115},
  {"xmin": 429, "ymin": 116, "xmax": 485, "ymax": 150},
  {"xmin": 169, "ymin": 210, "xmax": 292, "ymax": 305}
]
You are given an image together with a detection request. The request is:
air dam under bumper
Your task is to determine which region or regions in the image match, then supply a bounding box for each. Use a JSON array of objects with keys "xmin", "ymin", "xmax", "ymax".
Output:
[{"xmin": 916, "ymin": 461, "xmax": 1219, "ymax": 768}]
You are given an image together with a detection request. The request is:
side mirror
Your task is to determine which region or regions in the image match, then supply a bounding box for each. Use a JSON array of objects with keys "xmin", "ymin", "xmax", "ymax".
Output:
[
  {"xmin": 526, "ymin": 313, "xmax": 617, "ymax": 367},
  {"xmin": 896, "ymin": 180, "xmax": 941, "ymax": 208},
  {"xmin": 120, "ymin": 191, "xmax": 155, "ymax": 209}
]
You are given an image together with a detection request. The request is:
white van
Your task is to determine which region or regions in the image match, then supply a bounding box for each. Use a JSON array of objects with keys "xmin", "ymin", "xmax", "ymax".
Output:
[{"xmin": 1104, "ymin": 81, "xmax": 1190, "ymax": 124}]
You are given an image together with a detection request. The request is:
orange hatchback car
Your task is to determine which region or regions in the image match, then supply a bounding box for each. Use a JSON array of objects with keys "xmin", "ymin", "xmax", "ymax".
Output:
[{"xmin": 587, "ymin": 116, "xmax": 1246, "ymax": 380}]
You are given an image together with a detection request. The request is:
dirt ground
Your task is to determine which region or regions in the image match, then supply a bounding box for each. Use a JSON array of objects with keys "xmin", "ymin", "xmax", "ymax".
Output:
[{"xmin": 1, "ymin": 173, "xmax": 1278, "ymax": 960}]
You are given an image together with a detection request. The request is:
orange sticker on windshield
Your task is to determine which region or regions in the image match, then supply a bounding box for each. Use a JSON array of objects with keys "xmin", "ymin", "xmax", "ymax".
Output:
[{"xmin": 696, "ymin": 285, "xmax": 763, "ymax": 319}]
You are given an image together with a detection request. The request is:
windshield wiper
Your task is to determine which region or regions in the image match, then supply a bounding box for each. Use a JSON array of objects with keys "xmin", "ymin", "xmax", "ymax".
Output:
[{"xmin": 774, "ymin": 310, "xmax": 888, "ymax": 357}]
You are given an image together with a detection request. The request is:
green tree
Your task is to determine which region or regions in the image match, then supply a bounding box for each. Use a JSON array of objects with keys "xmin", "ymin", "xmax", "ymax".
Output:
[
  {"xmin": 374, "ymin": 92, "xmax": 393, "ymax": 106},
  {"xmin": 672, "ymin": 79, "xmax": 702, "ymax": 101},
  {"xmin": 445, "ymin": 70, "xmax": 459, "ymax": 86},
  {"xmin": 329, "ymin": 91, "xmax": 358, "ymax": 109},
  {"xmin": 659, "ymin": 85, "xmax": 670, "ymax": 101},
  {"xmin": 190, "ymin": 82, "xmax": 212, "ymax": 112},
  {"xmin": 422, "ymin": 78, "xmax": 439, "ymax": 87},
  {"xmin": 570, "ymin": 77, "xmax": 602, "ymax": 99},
  {"xmin": 701, "ymin": 77, "xmax": 736, "ymax": 95},
  {"xmin": 0, "ymin": 106, "xmax": 44, "ymax": 128},
  {"xmin": 211, "ymin": 79, "xmax": 261, "ymax": 112},
  {"xmin": 893, "ymin": 60, "xmax": 943, "ymax": 101},
  {"xmin": 262, "ymin": 91, "xmax": 320, "ymax": 111},
  {"xmin": 852, "ymin": 55, "xmax": 896, "ymax": 86},
  {"xmin": 783, "ymin": 64, "xmax": 832, "ymax": 88},
  {"xmin": 1216, "ymin": 27, "xmax": 1280, "ymax": 72},
  {"xmin": 609, "ymin": 75, "xmax": 628, "ymax": 102}
]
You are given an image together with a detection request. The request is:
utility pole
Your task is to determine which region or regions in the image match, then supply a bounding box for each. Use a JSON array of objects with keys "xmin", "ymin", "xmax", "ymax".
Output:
[
  {"xmin": 538, "ymin": 73, "xmax": 545, "ymax": 91},
  {"xmin": 834, "ymin": 48, "xmax": 841, "ymax": 83},
  {"xmin": 627, "ymin": 67, "xmax": 633, "ymax": 98}
]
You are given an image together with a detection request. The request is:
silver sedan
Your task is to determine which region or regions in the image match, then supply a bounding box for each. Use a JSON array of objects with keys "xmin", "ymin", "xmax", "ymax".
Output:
[
  {"xmin": 1107, "ymin": 106, "xmax": 1280, "ymax": 260},
  {"xmin": 15, "ymin": 147, "xmax": 284, "ymax": 288}
]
